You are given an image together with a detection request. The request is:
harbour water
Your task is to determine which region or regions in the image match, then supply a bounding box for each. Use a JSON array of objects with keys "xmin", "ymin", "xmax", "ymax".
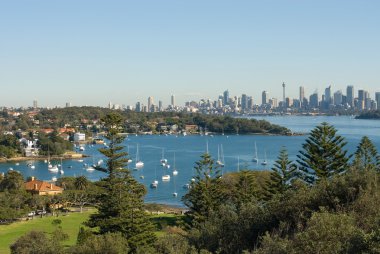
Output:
[{"xmin": 1, "ymin": 116, "xmax": 379, "ymax": 207}]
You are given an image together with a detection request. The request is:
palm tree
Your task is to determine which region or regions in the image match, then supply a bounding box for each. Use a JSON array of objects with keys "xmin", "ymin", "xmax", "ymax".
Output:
[{"xmin": 74, "ymin": 176, "xmax": 88, "ymax": 190}]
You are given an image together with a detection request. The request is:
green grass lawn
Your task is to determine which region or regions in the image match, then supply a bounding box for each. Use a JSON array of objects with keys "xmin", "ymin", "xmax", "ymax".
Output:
[
  {"xmin": 0, "ymin": 209, "xmax": 183, "ymax": 253},
  {"xmin": 0, "ymin": 210, "xmax": 93, "ymax": 254}
]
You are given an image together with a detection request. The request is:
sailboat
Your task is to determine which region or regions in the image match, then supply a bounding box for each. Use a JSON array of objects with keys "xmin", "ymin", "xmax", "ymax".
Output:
[
  {"xmin": 216, "ymin": 144, "xmax": 225, "ymax": 167},
  {"xmin": 172, "ymin": 153, "xmax": 178, "ymax": 176},
  {"xmin": 160, "ymin": 148, "xmax": 168, "ymax": 165},
  {"xmin": 59, "ymin": 158, "xmax": 64, "ymax": 174},
  {"xmin": 261, "ymin": 150, "xmax": 268, "ymax": 166},
  {"xmin": 150, "ymin": 167, "xmax": 159, "ymax": 188},
  {"xmin": 252, "ymin": 142, "xmax": 259, "ymax": 163},
  {"xmin": 127, "ymin": 145, "xmax": 132, "ymax": 164},
  {"xmin": 172, "ymin": 173, "xmax": 178, "ymax": 197},
  {"xmin": 135, "ymin": 144, "xmax": 144, "ymax": 169}
]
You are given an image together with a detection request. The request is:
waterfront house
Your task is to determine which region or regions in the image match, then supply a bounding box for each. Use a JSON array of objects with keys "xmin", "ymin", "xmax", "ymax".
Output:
[
  {"xmin": 74, "ymin": 132, "xmax": 86, "ymax": 142},
  {"xmin": 25, "ymin": 177, "xmax": 63, "ymax": 196}
]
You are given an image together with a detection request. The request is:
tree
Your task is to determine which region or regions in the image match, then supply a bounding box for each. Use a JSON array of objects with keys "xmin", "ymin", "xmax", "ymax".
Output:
[
  {"xmin": 296, "ymin": 122, "xmax": 350, "ymax": 184},
  {"xmin": 69, "ymin": 232, "xmax": 129, "ymax": 254},
  {"xmin": 353, "ymin": 136, "xmax": 380, "ymax": 171},
  {"xmin": 74, "ymin": 176, "xmax": 89, "ymax": 190},
  {"xmin": 10, "ymin": 231, "xmax": 64, "ymax": 254},
  {"xmin": 0, "ymin": 170, "xmax": 25, "ymax": 192},
  {"xmin": 86, "ymin": 113, "xmax": 155, "ymax": 252},
  {"xmin": 265, "ymin": 147, "xmax": 297, "ymax": 199},
  {"xmin": 182, "ymin": 153, "xmax": 224, "ymax": 226}
]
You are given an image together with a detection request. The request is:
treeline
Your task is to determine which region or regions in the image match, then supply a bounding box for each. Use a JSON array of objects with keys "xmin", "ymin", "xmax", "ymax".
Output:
[
  {"xmin": 9, "ymin": 115, "xmax": 380, "ymax": 253},
  {"xmin": 35, "ymin": 107, "xmax": 290, "ymax": 135},
  {"xmin": 356, "ymin": 110, "xmax": 380, "ymax": 119}
]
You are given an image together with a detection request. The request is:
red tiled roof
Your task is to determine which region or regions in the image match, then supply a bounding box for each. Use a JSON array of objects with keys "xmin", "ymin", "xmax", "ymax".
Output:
[{"xmin": 25, "ymin": 179, "xmax": 63, "ymax": 192}]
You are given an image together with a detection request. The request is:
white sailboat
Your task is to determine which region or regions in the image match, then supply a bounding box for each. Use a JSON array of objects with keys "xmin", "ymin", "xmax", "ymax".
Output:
[
  {"xmin": 150, "ymin": 167, "xmax": 159, "ymax": 188},
  {"xmin": 261, "ymin": 150, "xmax": 268, "ymax": 166},
  {"xmin": 59, "ymin": 158, "xmax": 64, "ymax": 174},
  {"xmin": 162, "ymin": 175, "xmax": 170, "ymax": 181},
  {"xmin": 127, "ymin": 145, "xmax": 132, "ymax": 164},
  {"xmin": 135, "ymin": 144, "xmax": 144, "ymax": 169},
  {"xmin": 160, "ymin": 148, "xmax": 168, "ymax": 165},
  {"xmin": 172, "ymin": 175, "xmax": 178, "ymax": 197},
  {"xmin": 172, "ymin": 153, "xmax": 178, "ymax": 176},
  {"xmin": 252, "ymin": 142, "xmax": 259, "ymax": 163},
  {"xmin": 86, "ymin": 165, "xmax": 95, "ymax": 172},
  {"xmin": 216, "ymin": 144, "xmax": 225, "ymax": 167}
]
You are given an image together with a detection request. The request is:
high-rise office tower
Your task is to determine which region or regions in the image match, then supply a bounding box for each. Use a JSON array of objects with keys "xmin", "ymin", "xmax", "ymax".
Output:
[
  {"xmin": 282, "ymin": 82, "xmax": 286, "ymax": 104},
  {"xmin": 158, "ymin": 100, "xmax": 163, "ymax": 111},
  {"xmin": 309, "ymin": 91, "xmax": 319, "ymax": 108},
  {"xmin": 299, "ymin": 86, "xmax": 305, "ymax": 105},
  {"xmin": 376, "ymin": 92, "xmax": 380, "ymax": 110},
  {"xmin": 325, "ymin": 86, "xmax": 332, "ymax": 104},
  {"xmin": 33, "ymin": 100, "xmax": 38, "ymax": 109},
  {"xmin": 346, "ymin": 85, "xmax": 354, "ymax": 107},
  {"xmin": 171, "ymin": 95, "xmax": 175, "ymax": 107},
  {"xmin": 262, "ymin": 91, "xmax": 268, "ymax": 105},
  {"xmin": 334, "ymin": 90, "xmax": 343, "ymax": 105},
  {"xmin": 148, "ymin": 96, "xmax": 154, "ymax": 112},
  {"xmin": 223, "ymin": 90, "xmax": 229, "ymax": 106},
  {"xmin": 135, "ymin": 102, "xmax": 141, "ymax": 112},
  {"xmin": 241, "ymin": 94, "xmax": 247, "ymax": 111}
]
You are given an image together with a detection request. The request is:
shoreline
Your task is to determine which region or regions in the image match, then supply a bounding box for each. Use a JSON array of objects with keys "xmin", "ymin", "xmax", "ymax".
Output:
[{"xmin": 0, "ymin": 153, "xmax": 89, "ymax": 163}]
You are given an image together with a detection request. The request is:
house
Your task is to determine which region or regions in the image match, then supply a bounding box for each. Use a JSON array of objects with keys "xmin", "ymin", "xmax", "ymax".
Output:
[
  {"xmin": 74, "ymin": 132, "xmax": 86, "ymax": 142},
  {"xmin": 25, "ymin": 177, "xmax": 63, "ymax": 196}
]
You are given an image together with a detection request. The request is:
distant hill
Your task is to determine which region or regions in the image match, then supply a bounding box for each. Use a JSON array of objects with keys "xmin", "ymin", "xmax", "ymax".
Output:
[{"xmin": 355, "ymin": 110, "xmax": 380, "ymax": 119}]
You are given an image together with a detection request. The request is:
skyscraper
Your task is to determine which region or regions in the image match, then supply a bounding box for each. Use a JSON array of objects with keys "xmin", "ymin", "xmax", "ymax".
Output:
[
  {"xmin": 171, "ymin": 95, "xmax": 175, "ymax": 107},
  {"xmin": 346, "ymin": 85, "xmax": 354, "ymax": 107},
  {"xmin": 299, "ymin": 86, "xmax": 305, "ymax": 105},
  {"xmin": 309, "ymin": 92, "xmax": 319, "ymax": 108},
  {"xmin": 148, "ymin": 96, "xmax": 154, "ymax": 112},
  {"xmin": 241, "ymin": 94, "xmax": 248, "ymax": 111},
  {"xmin": 324, "ymin": 86, "xmax": 332, "ymax": 104},
  {"xmin": 376, "ymin": 92, "xmax": 380, "ymax": 110},
  {"xmin": 223, "ymin": 90, "xmax": 229, "ymax": 106},
  {"xmin": 262, "ymin": 91, "xmax": 268, "ymax": 105},
  {"xmin": 158, "ymin": 100, "xmax": 163, "ymax": 111},
  {"xmin": 33, "ymin": 100, "xmax": 38, "ymax": 109},
  {"xmin": 135, "ymin": 102, "xmax": 141, "ymax": 112},
  {"xmin": 282, "ymin": 82, "xmax": 286, "ymax": 104},
  {"xmin": 334, "ymin": 90, "xmax": 343, "ymax": 105}
]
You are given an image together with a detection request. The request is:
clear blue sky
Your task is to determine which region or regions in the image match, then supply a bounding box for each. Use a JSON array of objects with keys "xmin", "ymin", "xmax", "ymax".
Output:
[{"xmin": 1, "ymin": 0, "xmax": 379, "ymax": 107}]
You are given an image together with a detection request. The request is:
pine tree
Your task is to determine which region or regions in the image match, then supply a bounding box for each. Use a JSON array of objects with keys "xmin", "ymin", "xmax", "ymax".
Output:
[
  {"xmin": 265, "ymin": 147, "xmax": 297, "ymax": 199},
  {"xmin": 86, "ymin": 113, "xmax": 155, "ymax": 252},
  {"xmin": 296, "ymin": 122, "xmax": 350, "ymax": 184},
  {"xmin": 182, "ymin": 153, "xmax": 223, "ymax": 226},
  {"xmin": 354, "ymin": 136, "xmax": 380, "ymax": 171}
]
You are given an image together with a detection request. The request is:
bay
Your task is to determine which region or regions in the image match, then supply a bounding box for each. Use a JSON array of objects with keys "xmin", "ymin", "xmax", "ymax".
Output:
[{"xmin": 1, "ymin": 116, "xmax": 380, "ymax": 207}]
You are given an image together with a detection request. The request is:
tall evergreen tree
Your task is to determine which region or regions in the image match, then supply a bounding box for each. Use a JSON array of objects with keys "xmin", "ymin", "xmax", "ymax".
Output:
[
  {"xmin": 86, "ymin": 113, "xmax": 155, "ymax": 252},
  {"xmin": 296, "ymin": 122, "xmax": 350, "ymax": 184},
  {"xmin": 182, "ymin": 153, "xmax": 224, "ymax": 226},
  {"xmin": 354, "ymin": 136, "xmax": 380, "ymax": 171},
  {"xmin": 265, "ymin": 147, "xmax": 297, "ymax": 199}
]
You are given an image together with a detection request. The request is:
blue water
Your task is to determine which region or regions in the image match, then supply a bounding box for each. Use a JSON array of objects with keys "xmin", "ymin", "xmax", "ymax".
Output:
[{"xmin": 1, "ymin": 116, "xmax": 380, "ymax": 207}]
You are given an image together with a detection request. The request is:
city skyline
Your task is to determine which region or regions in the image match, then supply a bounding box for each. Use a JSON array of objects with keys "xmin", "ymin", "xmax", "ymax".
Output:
[{"xmin": 1, "ymin": 1, "xmax": 379, "ymax": 107}]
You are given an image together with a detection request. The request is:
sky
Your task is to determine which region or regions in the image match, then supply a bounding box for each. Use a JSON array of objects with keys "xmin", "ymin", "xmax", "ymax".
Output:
[{"xmin": 0, "ymin": 0, "xmax": 379, "ymax": 108}]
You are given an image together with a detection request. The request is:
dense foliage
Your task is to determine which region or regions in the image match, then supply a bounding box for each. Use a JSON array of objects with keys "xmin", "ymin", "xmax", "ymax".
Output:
[
  {"xmin": 7, "ymin": 120, "xmax": 380, "ymax": 254},
  {"xmin": 34, "ymin": 107, "xmax": 290, "ymax": 135},
  {"xmin": 356, "ymin": 110, "xmax": 380, "ymax": 119}
]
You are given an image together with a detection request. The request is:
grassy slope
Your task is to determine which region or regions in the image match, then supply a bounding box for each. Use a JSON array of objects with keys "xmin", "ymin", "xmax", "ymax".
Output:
[
  {"xmin": 0, "ymin": 210, "xmax": 93, "ymax": 254},
  {"xmin": 0, "ymin": 209, "xmax": 182, "ymax": 253}
]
